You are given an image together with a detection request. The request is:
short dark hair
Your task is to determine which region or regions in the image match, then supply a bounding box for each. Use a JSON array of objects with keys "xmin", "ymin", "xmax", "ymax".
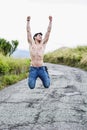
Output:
[{"xmin": 33, "ymin": 32, "xmax": 43, "ymax": 40}]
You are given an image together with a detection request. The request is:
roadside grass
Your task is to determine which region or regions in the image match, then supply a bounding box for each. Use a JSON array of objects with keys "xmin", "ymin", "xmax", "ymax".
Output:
[
  {"xmin": 44, "ymin": 46, "xmax": 87, "ymax": 71},
  {"xmin": 0, "ymin": 53, "xmax": 30, "ymax": 90},
  {"xmin": 0, "ymin": 73, "xmax": 28, "ymax": 90}
]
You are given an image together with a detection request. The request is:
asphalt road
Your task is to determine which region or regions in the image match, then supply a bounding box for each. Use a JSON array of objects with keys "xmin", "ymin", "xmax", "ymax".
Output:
[{"xmin": 0, "ymin": 63, "xmax": 87, "ymax": 130}]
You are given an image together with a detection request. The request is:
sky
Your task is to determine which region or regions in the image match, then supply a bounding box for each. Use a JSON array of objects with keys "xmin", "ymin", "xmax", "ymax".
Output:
[{"xmin": 0, "ymin": 0, "xmax": 87, "ymax": 53}]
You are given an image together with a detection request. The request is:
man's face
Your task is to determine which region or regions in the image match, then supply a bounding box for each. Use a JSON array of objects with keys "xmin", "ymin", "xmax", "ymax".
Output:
[{"xmin": 35, "ymin": 34, "xmax": 42, "ymax": 41}]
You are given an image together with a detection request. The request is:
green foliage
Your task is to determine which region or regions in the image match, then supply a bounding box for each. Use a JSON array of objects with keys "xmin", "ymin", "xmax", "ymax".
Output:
[
  {"xmin": 0, "ymin": 54, "xmax": 30, "ymax": 74},
  {"xmin": 0, "ymin": 54, "xmax": 9, "ymax": 74},
  {"xmin": 0, "ymin": 73, "xmax": 28, "ymax": 90},
  {"xmin": 44, "ymin": 46, "xmax": 87, "ymax": 71},
  {"xmin": 0, "ymin": 54, "xmax": 30, "ymax": 90},
  {"xmin": 0, "ymin": 38, "xmax": 11, "ymax": 55},
  {"xmin": 9, "ymin": 40, "xmax": 19, "ymax": 56},
  {"xmin": 0, "ymin": 38, "xmax": 19, "ymax": 56},
  {"xmin": 80, "ymin": 53, "xmax": 87, "ymax": 70}
]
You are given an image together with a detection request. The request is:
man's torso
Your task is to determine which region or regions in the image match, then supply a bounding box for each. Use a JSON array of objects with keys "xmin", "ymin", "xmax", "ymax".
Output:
[{"xmin": 29, "ymin": 41, "xmax": 46, "ymax": 67}]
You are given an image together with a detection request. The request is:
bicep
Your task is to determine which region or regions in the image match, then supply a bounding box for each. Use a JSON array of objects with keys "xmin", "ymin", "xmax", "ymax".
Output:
[
  {"xmin": 43, "ymin": 31, "xmax": 50, "ymax": 44},
  {"xmin": 27, "ymin": 31, "xmax": 32, "ymax": 44}
]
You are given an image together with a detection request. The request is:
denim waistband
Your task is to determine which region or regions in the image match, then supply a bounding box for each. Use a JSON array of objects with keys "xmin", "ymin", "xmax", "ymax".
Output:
[{"xmin": 30, "ymin": 66, "xmax": 46, "ymax": 68}]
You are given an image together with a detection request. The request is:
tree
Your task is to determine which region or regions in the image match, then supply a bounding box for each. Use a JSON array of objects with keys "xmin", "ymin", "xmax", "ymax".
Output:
[
  {"xmin": 0, "ymin": 38, "xmax": 19, "ymax": 56},
  {"xmin": 9, "ymin": 40, "xmax": 19, "ymax": 56}
]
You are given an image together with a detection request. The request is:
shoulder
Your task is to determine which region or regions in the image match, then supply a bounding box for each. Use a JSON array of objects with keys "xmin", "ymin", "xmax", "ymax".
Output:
[
  {"xmin": 29, "ymin": 39, "xmax": 35, "ymax": 46},
  {"xmin": 42, "ymin": 39, "xmax": 48, "ymax": 45}
]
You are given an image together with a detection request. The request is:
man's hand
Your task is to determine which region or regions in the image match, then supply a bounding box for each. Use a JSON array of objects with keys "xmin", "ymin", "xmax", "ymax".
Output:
[
  {"xmin": 27, "ymin": 16, "xmax": 31, "ymax": 21},
  {"xmin": 49, "ymin": 16, "xmax": 52, "ymax": 22}
]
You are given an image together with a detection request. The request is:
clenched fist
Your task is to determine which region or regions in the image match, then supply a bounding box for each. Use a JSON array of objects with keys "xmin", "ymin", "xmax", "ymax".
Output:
[
  {"xmin": 27, "ymin": 16, "xmax": 31, "ymax": 21},
  {"xmin": 49, "ymin": 16, "xmax": 52, "ymax": 22}
]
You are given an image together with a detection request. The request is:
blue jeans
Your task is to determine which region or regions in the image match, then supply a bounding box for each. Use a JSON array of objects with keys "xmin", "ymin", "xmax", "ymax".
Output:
[{"xmin": 28, "ymin": 66, "xmax": 50, "ymax": 89}]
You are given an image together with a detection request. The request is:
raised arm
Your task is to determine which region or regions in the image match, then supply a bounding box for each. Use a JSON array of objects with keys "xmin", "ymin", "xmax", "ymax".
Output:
[
  {"xmin": 26, "ymin": 16, "xmax": 32, "ymax": 44},
  {"xmin": 43, "ymin": 16, "xmax": 52, "ymax": 44}
]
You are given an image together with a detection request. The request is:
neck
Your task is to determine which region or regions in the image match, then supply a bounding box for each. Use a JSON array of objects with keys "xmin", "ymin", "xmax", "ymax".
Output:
[{"xmin": 35, "ymin": 40, "xmax": 41, "ymax": 44}]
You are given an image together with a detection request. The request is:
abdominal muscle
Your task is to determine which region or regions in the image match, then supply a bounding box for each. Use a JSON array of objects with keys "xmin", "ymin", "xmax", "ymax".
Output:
[{"xmin": 31, "ymin": 58, "xmax": 43, "ymax": 67}]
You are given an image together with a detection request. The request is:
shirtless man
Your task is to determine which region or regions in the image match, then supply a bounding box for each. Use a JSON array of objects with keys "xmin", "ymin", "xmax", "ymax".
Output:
[{"xmin": 26, "ymin": 16, "xmax": 52, "ymax": 89}]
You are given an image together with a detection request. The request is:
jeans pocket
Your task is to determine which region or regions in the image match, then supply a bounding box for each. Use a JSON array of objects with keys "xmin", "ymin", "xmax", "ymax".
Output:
[
  {"xmin": 45, "ymin": 66, "xmax": 48, "ymax": 73},
  {"xmin": 45, "ymin": 66, "xmax": 50, "ymax": 78}
]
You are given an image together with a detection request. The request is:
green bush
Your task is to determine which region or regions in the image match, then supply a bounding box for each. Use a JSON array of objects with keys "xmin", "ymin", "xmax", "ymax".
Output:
[
  {"xmin": 0, "ymin": 73, "xmax": 28, "ymax": 89},
  {"xmin": 0, "ymin": 53, "xmax": 30, "ymax": 90},
  {"xmin": 44, "ymin": 46, "xmax": 87, "ymax": 71},
  {"xmin": 0, "ymin": 59, "xmax": 9, "ymax": 74}
]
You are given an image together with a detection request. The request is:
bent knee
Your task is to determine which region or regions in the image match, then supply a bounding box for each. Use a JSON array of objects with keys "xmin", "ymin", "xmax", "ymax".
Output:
[
  {"xmin": 28, "ymin": 80, "xmax": 35, "ymax": 89},
  {"xmin": 44, "ymin": 82, "xmax": 50, "ymax": 88},
  {"xmin": 44, "ymin": 85, "xmax": 50, "ymax": 88},
  {"xmin": 28, "ymin": 83, "xmax": 35, "ymax": 89},
  {"xmin": 29, "ymin": 84, "xmax": 35, "ymax": 89},
  {"xmin": 29, "ymin": 86, "xmax": 35, "ymax": 89}
]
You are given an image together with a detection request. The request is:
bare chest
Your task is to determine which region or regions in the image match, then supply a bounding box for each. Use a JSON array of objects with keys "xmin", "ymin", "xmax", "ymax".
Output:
[{"xmin": 30, "ymin": 44, "xmax": 45, "ymax": 56}]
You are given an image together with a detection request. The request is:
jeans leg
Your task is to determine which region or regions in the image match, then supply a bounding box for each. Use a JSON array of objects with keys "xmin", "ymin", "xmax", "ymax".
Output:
[
  {"xmin": 28, "ymin": 67, "xmax": 37, "ymax": 89},
  {"xmin": 39, "ymin": 67, "xmax": 50, "ymax": 88}
]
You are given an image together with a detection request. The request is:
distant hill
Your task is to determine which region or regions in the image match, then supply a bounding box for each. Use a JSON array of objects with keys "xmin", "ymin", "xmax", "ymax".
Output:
[{"xmin": 12, "ymin": 49, "xmax": 30, "ymax": 58}]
